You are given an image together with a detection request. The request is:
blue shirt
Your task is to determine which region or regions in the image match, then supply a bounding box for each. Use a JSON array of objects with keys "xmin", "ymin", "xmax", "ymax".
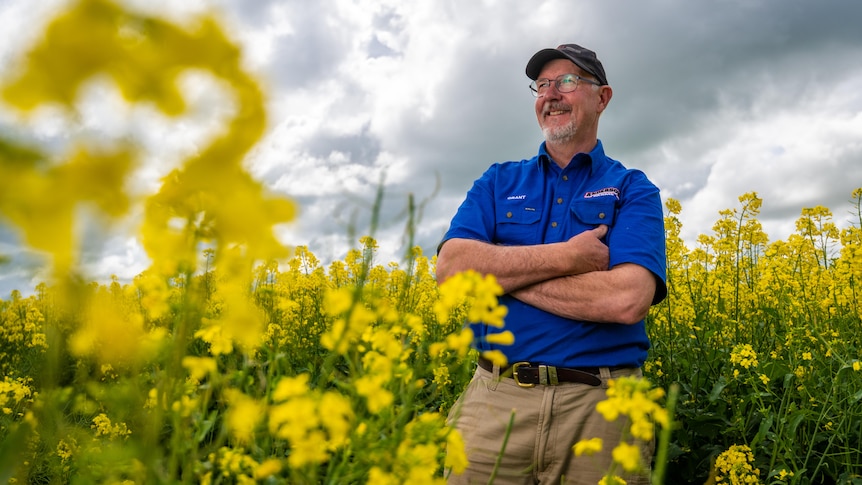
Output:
[{"xmin": 440, "ymin": 140, "xmax": 667, "ymax": 368}]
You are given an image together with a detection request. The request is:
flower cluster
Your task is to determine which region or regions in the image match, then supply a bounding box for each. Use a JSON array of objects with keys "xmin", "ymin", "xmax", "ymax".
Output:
[
  {"xmin": 729, "ymin": 343, "xmax": 759, "ymax": 378},
  {"xmin": 573, "ymin": 376, "xmax": 669, "ymax": 478},
  {"xmin": 713, "ymin": 444, "xmax": 760, "ymax": 484}
]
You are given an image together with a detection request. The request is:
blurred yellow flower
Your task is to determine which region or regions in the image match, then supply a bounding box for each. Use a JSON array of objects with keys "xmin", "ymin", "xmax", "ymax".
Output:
[
  {"xmin": 611, "ymin": 442, "xmax": 642, "ymax": 472},
  {"xmin": 444, "ymin": 428, "xmax": 468, "ymax": 474},
  {"xmin": 272, "ymin": 374, "xmax": 310, "ymax": 401},
  {"xmin": 481, "ymin": 350, "xmax": 509, "ymax": 368},
  {"xmin": 182, "ymin": 356, "xmax": 217, "ymax": 381},
  {"xmin": 253, "ymin": 459, "xmax": 282, "ymax": 480},
  {"xmin": 599, "ymin": 476, "xmax": 627, "ymax": 485},
  {"xmin": 223, "ymin": 389, "xmax": 264, "ymax": 444},
  {"xmin": 69, "ymin": 292, "xmax": 166, "ymax": 367},
  {"xmin": 355, "ymin": 375, "xmax": 393, "ymax": 414},
  {"xmin": 573, "ymin": 437, "xmax": 603, "ymax": 456},
  {"xmin": 485, "ymin": 330, "xmax": 515, "ymax": 346},
  {"xmin": 445, "ymin": 327, "xmax": 475, "ymax": 357}
]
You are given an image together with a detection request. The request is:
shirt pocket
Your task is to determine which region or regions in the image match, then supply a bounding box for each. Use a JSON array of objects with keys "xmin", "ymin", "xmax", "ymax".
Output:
[
  {"xmin": 494, "ymin": 201, "xmax": 541, "ymax": 245},
  {"xmin": 570, "ymin": 198, "xmax": 617, "ymax": 226}
]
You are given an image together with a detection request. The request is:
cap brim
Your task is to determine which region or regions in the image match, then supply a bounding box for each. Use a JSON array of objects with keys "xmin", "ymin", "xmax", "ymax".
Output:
[{"xmin": 525, "ymin": 48, "xmax": 570, "ymax": 80}]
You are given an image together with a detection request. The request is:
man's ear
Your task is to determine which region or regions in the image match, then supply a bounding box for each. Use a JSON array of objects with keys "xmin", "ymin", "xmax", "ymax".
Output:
[{"xmin": 598, "ymin": 85, "xmax": 613, "ymax": 112}]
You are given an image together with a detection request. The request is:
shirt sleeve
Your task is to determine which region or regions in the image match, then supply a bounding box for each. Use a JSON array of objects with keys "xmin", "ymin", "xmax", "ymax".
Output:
[
  {"xmin": 607, "ymin": 169, "xmax": 668, "ymax": 304},
  {"xmin": 438, "ymin": 164, "xmax": 498, "ymax": 251}
]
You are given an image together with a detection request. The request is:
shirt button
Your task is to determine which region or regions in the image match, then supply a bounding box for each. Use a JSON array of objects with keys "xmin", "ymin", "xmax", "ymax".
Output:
[
  {"xmin": 557, "ymin": 197, "xmax": 563, "ymax": 204},
  {"xmin": 551, "ymin": 222, "xmax": 558, "ymax": 228},
  {"xmin": 598, "ymin": 212, "xmax": 606, "ymax": 219},
  {"xmin": 562, "ymin": 175, "xmax": 568, "ymax": 181},
  {"xmin": 506, "ymin": 211, "xmax": 513, "ymax": 218}
]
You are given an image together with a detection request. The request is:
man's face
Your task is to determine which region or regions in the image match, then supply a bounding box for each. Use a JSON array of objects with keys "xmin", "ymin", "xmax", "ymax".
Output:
[{"xmin": 533, "ymin": 58, "xmax": 601, "ymax": 144}]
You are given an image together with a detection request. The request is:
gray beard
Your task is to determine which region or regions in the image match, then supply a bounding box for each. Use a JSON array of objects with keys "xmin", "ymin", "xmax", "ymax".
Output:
[{"xmin": 543, "ymin": 120, "xmax": 577, "ymax": 143}]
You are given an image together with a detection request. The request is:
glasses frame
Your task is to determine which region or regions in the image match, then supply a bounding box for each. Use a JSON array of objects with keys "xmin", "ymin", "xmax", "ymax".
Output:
[{"xmin": 529, "ymin": 73, "xmax": 602, "ymax": 97}]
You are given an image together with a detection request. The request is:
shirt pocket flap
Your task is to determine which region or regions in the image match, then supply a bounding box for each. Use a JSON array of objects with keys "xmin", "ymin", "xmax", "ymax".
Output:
[
  {"xmin": 571, "ymin": 198, "xmax": 617, "ymax": 225},
  {"xmin": 496, "ymin": 203, "xmax": 541, "ymax": 224}
]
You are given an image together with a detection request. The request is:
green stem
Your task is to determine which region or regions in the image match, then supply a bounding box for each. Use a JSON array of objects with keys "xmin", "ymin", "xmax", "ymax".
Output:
[
  {"xmin": 487, "ymin": 410, "xmax": 516, "ymax": 485},
  {"xmin": 652, "ymin": 383, "xmax": 679, "ymax": 485}
]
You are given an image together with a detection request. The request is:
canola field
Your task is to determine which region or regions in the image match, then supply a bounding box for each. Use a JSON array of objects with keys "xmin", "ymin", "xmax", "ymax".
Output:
[{"xmin": 1, "ymin": 1, "xmax": 861, "ymax": 483}]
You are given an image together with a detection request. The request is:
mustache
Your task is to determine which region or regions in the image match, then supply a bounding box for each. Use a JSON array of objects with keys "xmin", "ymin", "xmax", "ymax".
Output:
[{"xmin": 542, "ymin": 102, "xmax": 571, "ymax": 115}]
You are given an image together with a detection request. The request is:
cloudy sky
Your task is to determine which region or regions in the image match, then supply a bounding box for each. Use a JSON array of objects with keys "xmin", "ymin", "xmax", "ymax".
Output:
[{"xmin": 1, "ymin": 0, "xmax": 862, "ymax": 298}]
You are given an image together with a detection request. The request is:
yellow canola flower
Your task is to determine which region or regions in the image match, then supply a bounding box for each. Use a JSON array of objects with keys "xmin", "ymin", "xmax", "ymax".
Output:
[
  {"xmin": 444, "ymin": 429, "xmax": 469, "ymax": 475},
  {"xmin": 69, "ymin": 291, "xmax": 165, "ymax": 367},
  {"xmin": 481, "ymin": 350, "xmax": 509, "ymax": 368},
  {"xmin": 713, "ymin": 444, "xmax": 760, "ymax": 484},
  {"xmin": 56, "ymin": 438, "xmax": 78, "ymax": 462},
  {"xmin": 214, "ymin": 280, "xmax": 267, "ymax": 353},
  {"xmin": 2, "ymin": 0, "xmax": 296, "ymax": 284},
  {"xmin": 445, "ymin": 327, "xmax": 475, "ymax": 357},
  {"xmin": 0, "ymin": 377, "xmax": 33, "ymax": 406},
  {"xmin": 599, "ymin": 475, "xmax": 627, "ymax": 485},
  {"xmin": 611, "ymin": 441, "xmax": 642, "ymax": 473},
  {"xmin": 223, "ymin": 389, "xmax": 265, "ymax": 445},
  {"xmin": 91, "ymin": 413, "xmax": 132, "ymax": 439},
  {"xmin": 594, "ymin": 376, "xmax": 667, "ymax": 445},
  {"xmin": 323, "ymin": 286, "xmax": 354, "ymax": 317},
  {"xmin": 182, "ymin": 356, "xmax": 217, "ymax": 381},
  {"xmin": 272, "ymin": 374, "xmax": 311, "ymax": 401},
  {"xmin": 729, "ymin": 344, "xmax": 759, "ymax": 369},
  {"xmin": 321, "ymin": 289, "xmax": 377, "ymax": 355},
  {"xmin": 435, "ymin": 270, "xmax": 507, "ymax": 327},
  {"xmin": 194, "ymin": 320, "xmax": 234, "ymax": 355},
  {"xmin": 253, "ymin": 459, "xmax": 282, "ymax": 480},
  {"xmin": 319, "ymin": 391, "xmax": 354, "ymax": 447},
  {"xmin": 0, "ymin": 144, "xmax": 134, "ymax": 276},
  {"xmin": 355, "ymin": 374, "xmax": 394, "ymax": 414},
  {"xmin": 485, "ymin": 330, "xmax": 515, "ymax": 345},
  {"xmin": 573, "ymin": 437, "xmax": 603, "ymax": 456},
  {"xmin": 267, "ymin": 375, "xmax": 354, "ymax": 469}
]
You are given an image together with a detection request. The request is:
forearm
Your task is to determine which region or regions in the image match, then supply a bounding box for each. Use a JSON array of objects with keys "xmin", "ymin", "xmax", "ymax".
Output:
[
  {"xmin": 510, "ymin": 263, "xmax": 657, "ymax": 324},
  {"xmin": 436, "ymin": 238, "xmax": 576, "ymax": 293}
]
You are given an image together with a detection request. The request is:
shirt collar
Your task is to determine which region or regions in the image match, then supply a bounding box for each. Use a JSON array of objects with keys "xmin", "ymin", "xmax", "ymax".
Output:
[{"xmin": 537, "ymin": 139, "xmax": 606, "ymax": 175}]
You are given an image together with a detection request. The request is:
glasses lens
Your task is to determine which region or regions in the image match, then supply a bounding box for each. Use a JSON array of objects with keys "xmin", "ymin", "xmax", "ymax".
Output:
[
  {"xmin": 556, "ymin": 74, "xmax": 578, "ymax": 93},
  {"xmin": 531, "ymin": 79, "xmax": 551, "ymax": 97}
]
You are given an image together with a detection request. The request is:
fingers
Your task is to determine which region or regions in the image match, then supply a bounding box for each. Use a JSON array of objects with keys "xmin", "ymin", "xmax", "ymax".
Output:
[{"xmin": 591, "ymin": 224, "xmax": 608, "ymax": 239}]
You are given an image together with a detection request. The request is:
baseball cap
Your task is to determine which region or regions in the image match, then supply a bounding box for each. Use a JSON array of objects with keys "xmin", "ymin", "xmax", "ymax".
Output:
[{"xmin": 525, "ymin": 43, "xmax": 608, "ymax": 85}]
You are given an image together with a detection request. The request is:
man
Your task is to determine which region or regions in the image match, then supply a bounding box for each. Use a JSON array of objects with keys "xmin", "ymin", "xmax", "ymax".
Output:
[{"xmin": 436, "ymin": 43, "xmax": 667, "ymax": 484}]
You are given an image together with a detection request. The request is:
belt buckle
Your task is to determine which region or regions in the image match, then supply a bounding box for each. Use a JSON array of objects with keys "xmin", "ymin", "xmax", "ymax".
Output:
[{"xmin": 512, "ymin": 362, "xmax": 535, "ymax": 388}]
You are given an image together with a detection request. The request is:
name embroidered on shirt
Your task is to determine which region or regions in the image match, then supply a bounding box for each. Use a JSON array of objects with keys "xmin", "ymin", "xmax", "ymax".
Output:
[
  {"xmin": 507, "ymin": 194, "xmax": 527, "ymax": 200},
  {"xmin": 583, "ymin": 187, "xmax": 620, "ymax": 199}
]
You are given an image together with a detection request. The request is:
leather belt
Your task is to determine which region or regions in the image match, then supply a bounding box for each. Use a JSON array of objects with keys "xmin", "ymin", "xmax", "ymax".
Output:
[{"xmin": 478, "ymin": 356, "xmax": 630, "ymax": 388}]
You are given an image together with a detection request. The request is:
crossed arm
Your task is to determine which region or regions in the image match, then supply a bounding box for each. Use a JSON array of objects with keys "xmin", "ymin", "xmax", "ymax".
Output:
[{"xmin": 435, "ymin": 225, "xmax": 656, "ymax": 325}]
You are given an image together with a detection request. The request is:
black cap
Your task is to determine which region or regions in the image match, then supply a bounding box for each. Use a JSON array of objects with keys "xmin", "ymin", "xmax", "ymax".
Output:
[{"xmin": 525, "ymin": 43, "xmax": 608, "ymax": 85}]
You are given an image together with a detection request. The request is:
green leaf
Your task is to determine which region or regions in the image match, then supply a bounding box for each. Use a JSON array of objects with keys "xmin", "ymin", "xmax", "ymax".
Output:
[
  {"xmin": 750, "ymin": 413, "xmax": 773, "ymax": 449},
  {"xmin": 708, "ymin": 376, "xmax": 728, "ymax": 403}
]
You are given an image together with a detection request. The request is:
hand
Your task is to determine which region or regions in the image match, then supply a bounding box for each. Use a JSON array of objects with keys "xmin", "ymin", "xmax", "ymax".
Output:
[{"xmin": 562, "ymin": 225, "xmax": 609, "ymax": 275}]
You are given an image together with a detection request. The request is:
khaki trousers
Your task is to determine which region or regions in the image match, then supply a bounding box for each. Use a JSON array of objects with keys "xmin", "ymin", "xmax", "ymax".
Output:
[{"xmin": 446, "ymin": 365, "xmax": 652, "ymax": 485}]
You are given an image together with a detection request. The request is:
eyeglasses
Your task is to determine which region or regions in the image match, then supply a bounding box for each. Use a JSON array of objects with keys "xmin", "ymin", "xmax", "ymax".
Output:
[{"xmin": 529, "ymin": 73, "xmax": 601, "ymax": 97}]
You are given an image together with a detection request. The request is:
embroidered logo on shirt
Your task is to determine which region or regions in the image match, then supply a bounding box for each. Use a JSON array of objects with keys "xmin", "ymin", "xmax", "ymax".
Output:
[
  {"xmin": 507, "ymin": 194, "xmax": 527, "ymax": 200},
  {"xmin": 583, "ymin": 187, "xmax": 620, "ymax": 199}
]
